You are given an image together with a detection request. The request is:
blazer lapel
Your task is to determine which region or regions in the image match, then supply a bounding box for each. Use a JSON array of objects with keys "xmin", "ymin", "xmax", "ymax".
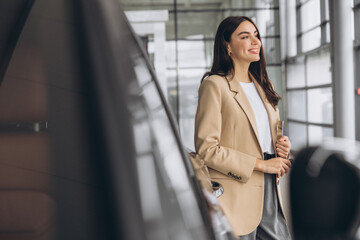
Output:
[{"xmin": 228, "ymin": 77, "xmax": 263, "ymax": 153}]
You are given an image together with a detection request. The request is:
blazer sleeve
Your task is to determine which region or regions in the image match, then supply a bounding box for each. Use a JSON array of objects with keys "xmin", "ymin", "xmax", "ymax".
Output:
[{"xmin": 194, "ymin": 78, "xmax": 256, "ymax": 183}]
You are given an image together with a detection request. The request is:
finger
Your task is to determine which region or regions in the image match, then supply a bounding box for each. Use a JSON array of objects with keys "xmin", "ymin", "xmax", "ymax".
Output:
[
  {"xmin": 281, "ymin": 168, "xmax": 285, "ymax": 177},
  {"xmin": 283, "ymin": 162, "xmax": 289, "ymax": 171},
  {"xmin": 283, "ymin": 165, "xmax": 288, "ymax": 174},
  {"xmin": 276, "ymin": 145, "xmax": 288, "ymax": 153},
  {"xmin": 276, "ymin": 142, "xmax": 290, "ymax": 150},
  {"xmin": 276, "ymin": 145, "xmax": 289, "ymax": 154},
  {"xmin": 279, "ymin": 166, "xmax": 284, "ymax": 176},
  {"xmin": 277, "ymin": 150, "xmax": 289, "ymax": 159},
  {"xmin": 277, "ymin": 150, "xmax": 288, "ymax": 158},
  {"xmin": 283, "ymin": 159, "xmax": 292, "ymax": 168},
  {"xmin": 282, "ymin": 164, "xmax": 289, "ymax": 174}
]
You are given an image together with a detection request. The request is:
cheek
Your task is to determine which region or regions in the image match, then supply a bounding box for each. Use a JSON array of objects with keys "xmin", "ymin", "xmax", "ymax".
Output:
[{"xmin": 236, "ymin": 43, "xmax": 248, "ymax": 52}]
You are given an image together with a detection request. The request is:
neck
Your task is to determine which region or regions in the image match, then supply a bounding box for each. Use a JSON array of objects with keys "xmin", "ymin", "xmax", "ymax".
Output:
[{"xmin": 232, "ymin": 60, "xmax": 251, "ymax": 83}]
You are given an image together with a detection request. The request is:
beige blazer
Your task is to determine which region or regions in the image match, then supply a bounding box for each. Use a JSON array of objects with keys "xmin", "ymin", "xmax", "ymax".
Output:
[{"xmin": 194, "ymin": 74, "xmax": 285, "ymax": 236}]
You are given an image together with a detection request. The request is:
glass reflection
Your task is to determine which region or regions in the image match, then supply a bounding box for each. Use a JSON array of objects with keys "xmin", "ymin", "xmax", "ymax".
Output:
[
  {"xmin": 288, "ymin": 122, "xmax": 307, "ymax": 151},
  {"xmin": 142, "ymin": 82, "xmax": 162, "ymax": 111},
  {"xmin": 286, "ymin": 56, "xmax": 306, "ymax": 89},
  {"xmin": 307, "ymin": 87, "xmax": 333, "ymax": 124},
  {"xmin": 306, "ymin": 49, "xmax": 331, "ymax": 87},
  {"xmin": 136, "ymin": 154, "xmax": 163, "ymax": 220},
  {"xmin": 133, "ymin": 56, "xmax": 152, "ymax": 87},
  {"xmin": 262, "ymin": 38, "xmax": 281, "ymax": 64},
  {"xmin": 300, "ymin": 0, "xmax": 321, "ymax": 33},
  {"xmin": 132, "ymin": 119, "xmax": 152, "ymax": 154},
  {"xmin": 178, "ymin": 41, "xmax": 207, "ymax": 68},
  {"xmin": 308, "ymin": 125, "xmax": 334, "ymax": 146},
  {"xmin": 287, "ymin": 90, "xmax": 306, "ymax": 121},
  {"xmin": 301, "ymin": 27, "xmax": 321, "ymax": 53}
]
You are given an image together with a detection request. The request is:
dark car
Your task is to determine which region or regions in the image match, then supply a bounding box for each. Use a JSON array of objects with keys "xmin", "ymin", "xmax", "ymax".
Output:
[{"xmin": 0, "ymin": 0, "xmax": 235, "ymax": 239}]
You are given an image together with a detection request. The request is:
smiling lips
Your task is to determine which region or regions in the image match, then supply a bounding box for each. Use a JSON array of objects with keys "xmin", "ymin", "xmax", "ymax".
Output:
[{"xmin": 249, "ymin": 48, "xmax": 259, "ymax": 54}]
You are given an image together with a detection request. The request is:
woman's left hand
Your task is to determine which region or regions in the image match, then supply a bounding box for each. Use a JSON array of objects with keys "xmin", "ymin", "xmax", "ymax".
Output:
[{"xmin": 276, "ymin": 136, "xmax": 291, "ymax": 159}]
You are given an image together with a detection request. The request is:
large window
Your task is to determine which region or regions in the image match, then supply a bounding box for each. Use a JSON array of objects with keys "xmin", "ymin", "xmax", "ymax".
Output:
[
  {"xmin": 285, "ymin": 0, "xmax": 333, "ymax": 151},
  {"xmin": 296, "ymin": 0, "xmax": 330, "ymax": 53},
  {"xmin": 286, "ymin": 48, "xmax": 333, "ymax": 151}
]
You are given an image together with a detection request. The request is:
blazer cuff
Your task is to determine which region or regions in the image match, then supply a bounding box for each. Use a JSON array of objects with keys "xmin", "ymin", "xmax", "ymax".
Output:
[{"xmin": 206, "ymin": 152, "xmax": 257, "ymax": 183}]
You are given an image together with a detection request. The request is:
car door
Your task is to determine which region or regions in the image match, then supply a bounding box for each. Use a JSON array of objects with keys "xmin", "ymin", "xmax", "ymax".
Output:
[{"xmin": 0, "ymin": 0, "xmax": 216, "ymax": 239}]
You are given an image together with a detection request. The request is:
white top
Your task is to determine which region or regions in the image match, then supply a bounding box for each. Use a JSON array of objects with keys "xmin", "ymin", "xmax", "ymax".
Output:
[{"xmin": 240, "ymin": 82, "xmax": 274, "ymax": 154}]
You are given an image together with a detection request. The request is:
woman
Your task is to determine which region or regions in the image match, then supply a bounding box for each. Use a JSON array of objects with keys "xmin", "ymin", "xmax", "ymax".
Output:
[{"xmin": 194, "ymin": 16, "xmax": 292, "ymax": 239}]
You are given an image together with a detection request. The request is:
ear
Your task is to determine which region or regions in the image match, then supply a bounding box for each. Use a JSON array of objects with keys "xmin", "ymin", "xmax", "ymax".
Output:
[
  {"xmin": 226, "ymin": 42, "xmax": 232, "ymax": 55},
  {"xmin": 226, "ymin": 42, "xmax": 230, "ymax": 51}
]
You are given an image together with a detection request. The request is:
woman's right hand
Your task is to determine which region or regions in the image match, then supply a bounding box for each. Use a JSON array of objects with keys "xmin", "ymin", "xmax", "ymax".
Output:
[{"xmin": 255, "ymin": 157, "xmax": 292, "ymax": 177}]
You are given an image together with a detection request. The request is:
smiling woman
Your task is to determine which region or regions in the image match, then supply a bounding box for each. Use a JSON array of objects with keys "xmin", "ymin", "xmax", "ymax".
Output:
[{"xmin": 194, "ymin": 16, "xmax": 293, "ymax": 239}]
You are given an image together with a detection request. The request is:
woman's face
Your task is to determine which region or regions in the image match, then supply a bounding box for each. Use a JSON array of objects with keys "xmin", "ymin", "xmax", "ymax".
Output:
[{"xmin": 227, "ymin": 20, "xmax": 262, "ymax": 64}]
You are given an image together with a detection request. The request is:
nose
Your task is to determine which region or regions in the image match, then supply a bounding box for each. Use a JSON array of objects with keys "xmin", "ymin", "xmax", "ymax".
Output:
[{"xmin": 251, "ymin": 35, "xmax": 260, "ymax": 45}]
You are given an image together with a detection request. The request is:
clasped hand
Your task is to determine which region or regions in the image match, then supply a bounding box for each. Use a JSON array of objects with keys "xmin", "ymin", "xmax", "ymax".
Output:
[
  {"xmin": 257, "ymin": 136, "xmax": 292, "ymax": 177},
  {"xmin": 276, "ymin": 136, "xmax": 291, "ymax": 159},
  {"xmin": 254, "ymin": 136, "xmax": 292, "ymax": 177},
  {"xmin": 264, "ymin": 157, "xmax": 291, "ymax": 178},
  {"xmin": 273, "ymin": 136, "xmax": 292, "ymax": 177}
]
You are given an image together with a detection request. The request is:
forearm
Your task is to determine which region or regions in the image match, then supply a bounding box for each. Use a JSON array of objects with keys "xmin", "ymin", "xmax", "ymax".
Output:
[
  {"xmin": 254, "ymin": 157, "xmax": 292, "ymax": 177},
  {"xmin": 254, "ymin": 159, "xmax": 264, "ymax": 172}
]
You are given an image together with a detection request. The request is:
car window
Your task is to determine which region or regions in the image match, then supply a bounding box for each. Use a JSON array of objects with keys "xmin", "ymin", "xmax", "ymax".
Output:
[{"xmin": 129, "ymin": 56, "xmax": 208, "ymax": 239}]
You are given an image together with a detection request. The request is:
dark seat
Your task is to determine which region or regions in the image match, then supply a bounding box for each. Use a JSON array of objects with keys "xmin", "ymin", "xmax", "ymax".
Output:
[
  {"xmin": 0, "ymin": 1, "xmax": 54, "ymax": 239},
  {"xmin": 0, "ymin": 191, "xmax": 54, "ymax": 240},
  {"xmin": 290, "ymin": 145, "xmax": 360, "ymax": 240}
]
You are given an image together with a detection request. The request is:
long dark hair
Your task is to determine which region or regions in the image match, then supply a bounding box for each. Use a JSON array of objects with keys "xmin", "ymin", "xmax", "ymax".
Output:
[{"xmin": 202, "ymin": 16, "xmax": 280, "ymax": 108}]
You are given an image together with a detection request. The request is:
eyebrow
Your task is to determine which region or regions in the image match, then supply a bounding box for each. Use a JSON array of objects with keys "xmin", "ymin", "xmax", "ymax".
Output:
[{"xmin": 237, "ymin": 30, "xmax": 258, "ymax": 36}]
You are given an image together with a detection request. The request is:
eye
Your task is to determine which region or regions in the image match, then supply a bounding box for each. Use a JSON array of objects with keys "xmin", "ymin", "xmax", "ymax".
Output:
[{"xmin": 241, "ymin": 36, "xmax": 249, "ymax": 39}]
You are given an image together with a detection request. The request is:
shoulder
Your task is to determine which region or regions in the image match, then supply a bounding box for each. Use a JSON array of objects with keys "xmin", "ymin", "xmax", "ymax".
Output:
[
  {"xmin": 198, "ymin": 75, "xmax": 230, "ymax": 101},
  {"xmin": 201, "ymin": 74, "xmax": 229, "ymax": 89}
]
